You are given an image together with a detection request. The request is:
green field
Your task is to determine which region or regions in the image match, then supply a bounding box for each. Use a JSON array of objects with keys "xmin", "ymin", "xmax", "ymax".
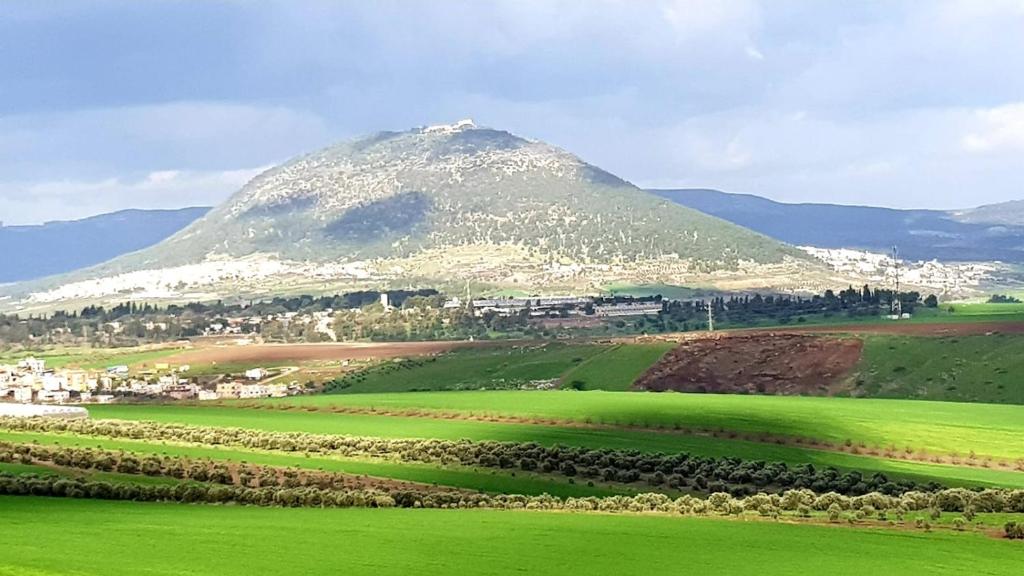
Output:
[
  {"xmin": 3, "ymin": 497, "xmax": 1021, "ymax": 576},
  {"xmin": 10, "ymin": 329, "xmax": 1024, "ymax": 573},
  {"xmin": 261, "ymin": 391, "xmax": 1024, "ymax": 460},
  {"xmin": 561, "ymin": 343, "xmax": 674, "ymax": 390},
  {"xmin": 946, "ymin": 302, "xmax": 1024, "ymax": 316},
  {"xmin": 329, "ymin": 343, "xmax": 606, "ymax": 393},
  {"xmin": 0, "ymin": 346, "xmax": 183, "ymax": 370},
  {"xmin": 82, "ymin": 404, "xmax": 1024, "ymax": 489},
  {"xmin": 855, "ymin": 334, "xmax": 1024, "ymax": 404}
]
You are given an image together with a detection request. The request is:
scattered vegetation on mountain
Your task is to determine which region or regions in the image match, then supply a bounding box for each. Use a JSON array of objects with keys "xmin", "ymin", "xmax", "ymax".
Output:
[{"xmin": 90, "ymin": 125, "xmax": 805, "ymax": 285}]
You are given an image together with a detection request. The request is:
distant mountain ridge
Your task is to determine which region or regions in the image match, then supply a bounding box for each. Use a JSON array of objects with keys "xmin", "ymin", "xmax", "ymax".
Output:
[
  {"xmin": 0, "ymin": 207, "xmax": 211, "ymax": 283},
  {"xmin": 653, "ymin": 189, "xmax": 1024, "ymax": 263},
  {"xmin": 954, "ymin": 200, "xmax": 1024, "ymax": 227}
]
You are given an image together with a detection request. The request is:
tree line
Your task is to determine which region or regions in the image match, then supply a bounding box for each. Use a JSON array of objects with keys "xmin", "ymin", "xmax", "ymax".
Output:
[
  {"xmin": 0, "ymin": 417, "xmax": 956, "ymax": 498},
  {"xmin": 3, "ymin": 471, "xmax": 1022, "ymax": 538},
  {"xmin": 0, "ymin": 441, "xmax": 453, "ymax": 494}
]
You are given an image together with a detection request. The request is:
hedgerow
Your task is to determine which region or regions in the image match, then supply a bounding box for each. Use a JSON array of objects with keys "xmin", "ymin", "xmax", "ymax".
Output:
[
  {"xmin": 0, "ymin": 417, "xmax": 943, "ymax": 497},
  {"xmin": 2, "ymin": 470, "xmax": 1022, "ymax": 520}
]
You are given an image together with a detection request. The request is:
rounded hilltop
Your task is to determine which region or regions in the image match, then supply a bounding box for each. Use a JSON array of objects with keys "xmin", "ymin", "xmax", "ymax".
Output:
[{"xmin": 111, "ymin": 121, "xmax": 801, "ymax": 272}]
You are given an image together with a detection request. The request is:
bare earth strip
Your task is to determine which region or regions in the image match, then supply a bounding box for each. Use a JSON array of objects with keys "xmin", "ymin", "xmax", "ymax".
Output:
[{"xmin": 160, "ymin": 340, "xmax": 497, "ymax": 366}]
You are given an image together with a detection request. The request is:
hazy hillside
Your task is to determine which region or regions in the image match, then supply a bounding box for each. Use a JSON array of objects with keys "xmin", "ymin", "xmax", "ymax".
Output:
[
  {"xmin": 0, "ymin": 207, "xmax": 210, "ymax": 283},
  {"xmin": 654, "ymin": 189, "xmax": 1024, "ymax": 263},
  {"xmin": 954, "ymin": 199, "xmax": 1024, "ymax": 226}
]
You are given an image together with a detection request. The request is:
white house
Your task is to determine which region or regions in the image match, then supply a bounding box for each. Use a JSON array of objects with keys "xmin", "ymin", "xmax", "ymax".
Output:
[
  {"xmin": 244, "ymin": 368, "xmax": 268, "ymax": 380},
  {"xmin": 17, "ymin": 357, "xmax": 45, "ymax": 374},
  {"xmin": 13, "ymin": 387, "xmax": 33, "ymax": 403}
]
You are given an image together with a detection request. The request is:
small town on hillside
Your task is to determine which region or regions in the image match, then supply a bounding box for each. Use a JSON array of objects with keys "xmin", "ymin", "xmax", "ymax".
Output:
[{"xmin": 0, "ymin": 356, "xmax": 298, "ymax": 405}]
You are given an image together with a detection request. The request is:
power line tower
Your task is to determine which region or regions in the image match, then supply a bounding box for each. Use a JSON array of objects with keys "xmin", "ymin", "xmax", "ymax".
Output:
[
  {"xmin": 707, "ymin": 299, "xmax": 715, "ymax": 332},
  {"xmin": 891, "ymin": 246, "xmax": 902, "ymax": 318}
]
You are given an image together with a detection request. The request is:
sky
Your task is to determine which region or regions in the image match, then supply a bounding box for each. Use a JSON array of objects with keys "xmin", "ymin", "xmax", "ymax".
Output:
[{"xmin": 2, "ymin": 0, "xmax": 1023, "ymax": 224}]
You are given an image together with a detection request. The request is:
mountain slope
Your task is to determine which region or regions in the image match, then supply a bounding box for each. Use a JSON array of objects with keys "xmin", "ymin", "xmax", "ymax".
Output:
[
  {"xmin": 0, "ymin": 207, "xmax": 210, "ymax": 283},
  {"xmin": 654, "ymin": 189, "xmax": 1024, "ymax": 263},
  {"xmin": 954, "ymin": 200, "xmax": 1024, "ymax": 227},
  {"xmin": 123, "ymin": 123, "xmax": 800, "ymax": 269}
]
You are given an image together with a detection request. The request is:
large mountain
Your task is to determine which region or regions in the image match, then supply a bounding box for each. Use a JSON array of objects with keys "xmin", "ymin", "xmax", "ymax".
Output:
[
  {"xmin": 0, "ymin": 207, "xmax": 210, "ymax": 283},
  {"xmin": 5, "ymin": 122, "xmax": 815, "ymax": 309},
  {"xmin": 125, "ymin": 122, "xmax": 799, "ymax": 268},
  {"xmin": 654, "ymin": 189, "xmax": 1024, "ymax": 263}
]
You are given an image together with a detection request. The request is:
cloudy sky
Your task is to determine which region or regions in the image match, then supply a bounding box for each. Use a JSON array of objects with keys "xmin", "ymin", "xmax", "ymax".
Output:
[{"xmin": 2, "ymin": 0, "xmax": 1023, "ymax": 224}]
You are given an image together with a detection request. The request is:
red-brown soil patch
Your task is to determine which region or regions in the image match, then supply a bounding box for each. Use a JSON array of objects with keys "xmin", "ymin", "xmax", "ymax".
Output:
[
  {"xmin": 633, "ymin": 333, "xmax": 863, "ymax": 395},
  {"xmin": 162, "ymin": 340, "xmax": 493, "ymax": 365}
]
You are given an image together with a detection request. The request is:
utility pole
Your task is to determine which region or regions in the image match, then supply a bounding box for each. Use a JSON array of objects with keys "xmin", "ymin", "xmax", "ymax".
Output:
[
  {"xmin": 891, "ymin": 246, "xmax": 902, "ymax": 318},
  {"xmin": 707, "ymin": 299, "xmax": 715, "ymax": 332}
]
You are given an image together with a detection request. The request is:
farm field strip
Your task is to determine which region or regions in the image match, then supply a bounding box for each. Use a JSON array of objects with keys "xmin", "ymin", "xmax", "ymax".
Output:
[
  {"xmin": 81, "ymin": 406, "xmax": 1024, "ymax": 489},
  {"xmin": 329, "ymin": 343, "xmax": 608, "ymax": 393},
  {"xmin": 266, "ymin": 391, "xmax": 1024, "ymax": 461},
  {"xmin": 560, "ymin": 343, "xmax": 675, "ymax": 391},
  {"xmin": 0, "ymin": 430, "xmax": 624, "ymax": 498},
  {"xmin": 854, "ymin": 334, "xmax": 1024, "ymax": 404},
  {"xmin": 3, "ymin": 497, "xmax": 1022, "ymax": 576},
  {"xmin": 214, "ymin": 401, "xmax": 1024, "ymax": 472}
]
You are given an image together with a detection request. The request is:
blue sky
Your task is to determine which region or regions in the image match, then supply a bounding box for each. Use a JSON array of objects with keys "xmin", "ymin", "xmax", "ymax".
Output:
[{"xmin": 2, "ymin": 0, "xmax": 1023, "ymax": 224}]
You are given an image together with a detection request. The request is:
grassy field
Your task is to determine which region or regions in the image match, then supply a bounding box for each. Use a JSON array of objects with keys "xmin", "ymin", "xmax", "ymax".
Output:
[
  {"xmin": 83, "ymin": 404, "xmax": 1024, "ymax": 489},
  {"xmin": 3, "ymin": 497, "xmax": 1021, "ymax": 576},
  {"xmin": 561, "ymin": 343, "xmax": 674, "ymax": 390},
  {"xmin": 0, "ymin": 345, "xmax": 184, "ymax": 370},
  {"xmin": 855, "ymin": 334, "xmax": 1024, "ymax": 404},
  {"xmin": 946, "ymin": 302, "xmax": 1024, "ymax": 316},
  {"xmin": 329, "ymin": 343, "xmax": 606, "ymax": 393},
  {"xmin": 262, "ymin": 391, "xmax": 1024, "ymax": 460}
]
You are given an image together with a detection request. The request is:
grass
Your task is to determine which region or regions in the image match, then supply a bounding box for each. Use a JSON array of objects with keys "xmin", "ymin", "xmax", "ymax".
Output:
[
  {"xmin": 0, "ymin": 345, "xmax": 183, "ymax": 371},
  {"xmin": 2, "ymin": 497, "xmax": 1022, "ymax": 576},
  {"xmin": 855, "ymin": 334, "xmax": 1024, "ymax": 404},
  {"xmin": 0, "ymin": 461, "xmax": 66, "ymax": 476},
  {"xmin": 561, "ymin": 343, "xmax": 674, "ymax": 391},
  {"xmin": 265, "ymin": 391, "xmax": 1024, "ymax": 461},
  {"xmin": 945, "ymin": 302, "xmax": 1024, "ymax": 316},
  {"xmin": 81, "ymin": 405, "xmax": 1024, "ymax": 489},
  {"xmin": 329, "ymin": 343, "xmax": 605, "ymax": 393}
]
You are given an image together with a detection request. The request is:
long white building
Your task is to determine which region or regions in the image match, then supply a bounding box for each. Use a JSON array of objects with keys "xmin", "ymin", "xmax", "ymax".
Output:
[{"xmin": 0, "ymin": 403, "xmax": 89, "ymax": 419}]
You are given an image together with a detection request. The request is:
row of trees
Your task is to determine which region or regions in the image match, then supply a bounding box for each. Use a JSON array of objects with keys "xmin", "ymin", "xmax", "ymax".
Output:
[
  {"xmin": 7, "ymin": 439, "xmax": 1024, "ymax": 514},
  {"xmin": 0, "ymin": 441, "xmax": 449, "ymax": 493},
  {"xmin": 3, "ymin": 283, "xmax": 940, "ymax": 348},
  {"xmin": 4, "ymin": 471, "xmax": 1023, "ymax": 531},
  {"xmin": 0, "ymin": 417, "xmax": 950, "ymax": 498}
]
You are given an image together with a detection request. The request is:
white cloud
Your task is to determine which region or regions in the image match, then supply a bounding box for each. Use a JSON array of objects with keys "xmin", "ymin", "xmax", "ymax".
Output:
[
  {"xmin": 0, "ymin": 101, "xmax": 331, "ymax": 180},
  {"xmin": 0, "ymin": 167, "xmax": 268, "ymax": 225},
  {"xmin": 962, "ymin": 103, "xmax": 1024, "ymax": 153}
]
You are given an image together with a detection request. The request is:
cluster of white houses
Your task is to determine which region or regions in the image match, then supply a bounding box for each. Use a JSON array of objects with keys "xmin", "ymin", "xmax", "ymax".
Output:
[{"xmin": 0, "ymin": 357, "xmax": 294, "ymax": 405}]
